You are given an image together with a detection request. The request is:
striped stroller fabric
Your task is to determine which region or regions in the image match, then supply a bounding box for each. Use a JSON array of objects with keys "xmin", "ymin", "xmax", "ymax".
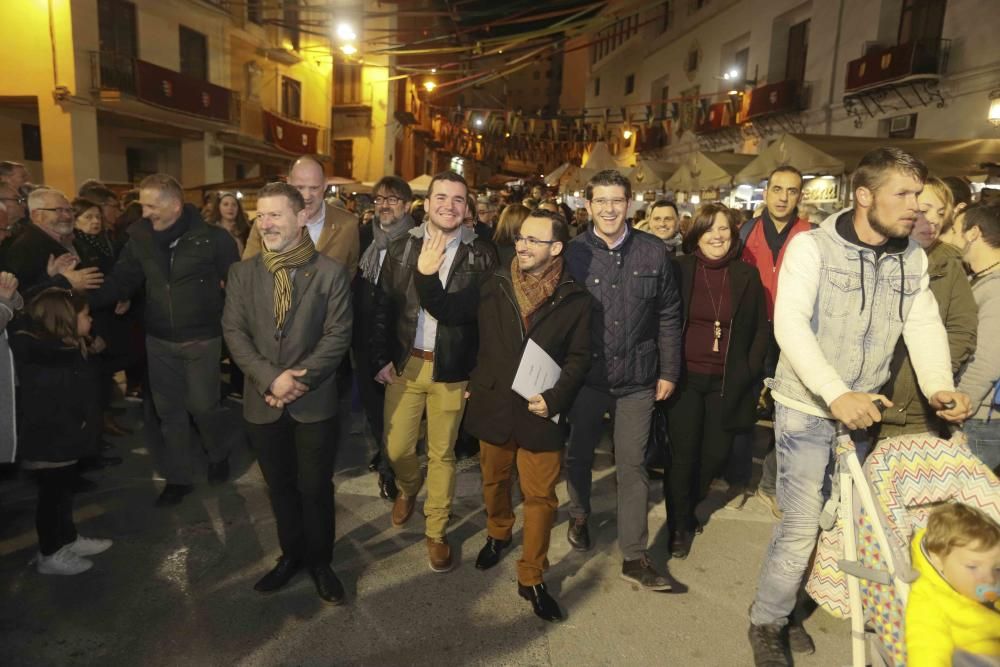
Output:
[{"xmin": 806, "ymin": 432, "xmax": 1000, "ymax": 667}]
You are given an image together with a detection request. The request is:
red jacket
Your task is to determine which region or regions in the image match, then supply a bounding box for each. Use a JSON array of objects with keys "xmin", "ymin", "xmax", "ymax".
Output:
[{"xmin": 740, "ymin": 216, "xmax": 812, "ymax": 320}]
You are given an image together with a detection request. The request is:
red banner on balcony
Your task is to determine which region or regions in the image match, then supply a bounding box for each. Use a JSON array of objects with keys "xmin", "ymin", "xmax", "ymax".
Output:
[
  {"xmin": 845, "ymin": 41, "xmax": 941, "ymax": 94},
  {"xmin": 696, "ymin": 102, "xmax": 731, "ymax": 134},
  {"xmin": 263, "ymin": 111, "xmax": 318, "ymax": 154},
  {"xmin": 134, "ymin": 60, "xmax": 232, "ymax": 122},
  {"xmin": 747, "ymin": 80, "xmax": 801, "ymax": 119}
]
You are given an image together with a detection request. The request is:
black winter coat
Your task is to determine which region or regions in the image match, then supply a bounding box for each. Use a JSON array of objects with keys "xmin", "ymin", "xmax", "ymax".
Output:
[
  {"xmin": 10, "ymin": 331, "xmax": 100, "ymax": 462},
  {"xmin": 1, "ymin": 222, "xmax": 74, "ymax": 295},
  {"xmin": 671, "ymin": 255, "xmax": 770, "ymax": 430},
  {"xmin": 92, "ymin": 205, "xmax": 240, "ymax": 342},
  {"xmin": 565, "ymin": 226, "xmax": 682, "ymax": 396},
  {"xmin": 372, "ymin": 226, "xmax": 497, "ymax": 383},
  {"xmin": 414, "ymin": 264, "xmax": 591, "ymax": 451}
]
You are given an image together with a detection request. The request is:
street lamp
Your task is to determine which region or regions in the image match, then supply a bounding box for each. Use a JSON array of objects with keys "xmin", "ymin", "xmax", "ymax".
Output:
[
  {"xmin": 336, "ymin": 23, "xmax": 356, "ymax": 41},
  {"xmin": 340, "ymin": 44, "xmax": 357, "ymax": 55},
  {"xmin": 423, "ymin": 80, "xmax": 437, "ymax": 93},
  {"xmin": 622, "ymin": 128, "xmax": 633, "ymax": 140},
  {"xmin": 989, "ymin": 90, "xmax": 1000, "ymax": 128}
]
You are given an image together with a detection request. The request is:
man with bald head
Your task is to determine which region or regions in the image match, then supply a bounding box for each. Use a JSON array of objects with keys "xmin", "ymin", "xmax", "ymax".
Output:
[{"xmin": 244, "ymin": 156, "xmax": 360, "ymax": 274}]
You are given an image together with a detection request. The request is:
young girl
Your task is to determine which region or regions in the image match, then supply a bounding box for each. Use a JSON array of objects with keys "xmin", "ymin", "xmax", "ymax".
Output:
[{"xmin": 12, "ymin": 288, "xmax": 111, "ymax": 575}]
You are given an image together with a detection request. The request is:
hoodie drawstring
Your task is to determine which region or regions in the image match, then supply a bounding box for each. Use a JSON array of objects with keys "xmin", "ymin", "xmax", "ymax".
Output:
[
  {"xmin": 897, "ymin": 255, "xmax": 905, "ymax": 321},
  {"xmin": 857, "ymin": 253, "xmax": 866, "ymax": 314}
]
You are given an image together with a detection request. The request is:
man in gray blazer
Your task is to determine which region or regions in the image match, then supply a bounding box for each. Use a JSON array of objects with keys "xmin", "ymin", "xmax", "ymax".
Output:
[{"xmin": 222, "ymin": 182, "xmax": 352, "ymax": 604}]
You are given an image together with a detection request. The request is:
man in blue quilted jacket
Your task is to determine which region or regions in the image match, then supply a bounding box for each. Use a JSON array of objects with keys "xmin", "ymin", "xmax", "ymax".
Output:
[{"xmin": 564, "ymin": 169, "xmax": 682, "ymax": 589}]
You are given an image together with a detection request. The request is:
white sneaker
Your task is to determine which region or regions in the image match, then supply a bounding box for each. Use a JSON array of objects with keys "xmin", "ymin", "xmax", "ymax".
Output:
[
  {"xmin": 36, "ymin": 546, "xmax": 93, "ymax": 575},
  {"xmin": 67, "ymin": 535, "xmax": 113, "ymax": 557}
]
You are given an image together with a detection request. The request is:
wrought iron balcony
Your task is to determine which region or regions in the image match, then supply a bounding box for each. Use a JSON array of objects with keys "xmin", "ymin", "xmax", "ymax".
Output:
[{"xmin": 90, "ymin": 51, "xmax": 237, "ymax": 124}]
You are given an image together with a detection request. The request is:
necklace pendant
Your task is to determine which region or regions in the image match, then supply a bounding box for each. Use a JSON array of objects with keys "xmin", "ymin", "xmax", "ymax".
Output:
[{"xmin": 713, "ymin": 320, "xmax": 722, "ymax": 352}]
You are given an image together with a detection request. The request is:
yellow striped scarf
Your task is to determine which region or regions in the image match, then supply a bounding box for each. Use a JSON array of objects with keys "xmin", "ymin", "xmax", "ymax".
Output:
[{"xmin": 261, "ymin": 232, "xmax": 316, "ymax": 330}]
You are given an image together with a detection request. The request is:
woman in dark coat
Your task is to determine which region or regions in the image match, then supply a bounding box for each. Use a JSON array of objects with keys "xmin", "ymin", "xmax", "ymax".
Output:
[
  {"xmin": 73, "ymin": 197, "xmax": 130, "ymax": 444},
  {"xmin": 665, "ymin": 203, "xmax": 769, "ymax": 559}
]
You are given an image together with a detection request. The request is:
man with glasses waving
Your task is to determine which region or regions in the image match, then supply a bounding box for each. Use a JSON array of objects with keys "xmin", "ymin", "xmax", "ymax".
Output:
[{"xmin": 564, "ymin": 169, "xmax": 682, "ymax": 590}]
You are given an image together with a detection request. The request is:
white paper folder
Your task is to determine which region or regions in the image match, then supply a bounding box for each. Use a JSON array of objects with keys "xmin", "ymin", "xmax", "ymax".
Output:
[{"xmin": 511, "ymin": 339, "xmax": 561, "ymax": 424}]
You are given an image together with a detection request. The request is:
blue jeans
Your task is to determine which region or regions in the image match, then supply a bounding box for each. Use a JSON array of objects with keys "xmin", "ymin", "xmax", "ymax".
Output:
[
  {"xmin": 965, "ymin": 418, "xmax": 1000, "ymax": 472},
  {"xmin": 750, "ymin": 403, "xmax": 857, "ymax": 626}
]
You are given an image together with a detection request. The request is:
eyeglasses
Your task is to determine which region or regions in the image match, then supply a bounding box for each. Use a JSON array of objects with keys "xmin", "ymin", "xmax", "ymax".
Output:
[
  {"xmin": 374, "ymin": 196, "xmax": 404, "ymax": 206},
  {"xmin": 514, "ymin": 235, "xmax": 557, "ymax": 247},
  {"xmin": 254, "ymin": 211, "xmax": 285, "ymax": 223},
  {"xmin": 35, "ymin": 207, "xmax": 74, "ymax": 215},
  {"xmin": 590, "ymin": 198, "xmax": 628, "ymax": 209}
]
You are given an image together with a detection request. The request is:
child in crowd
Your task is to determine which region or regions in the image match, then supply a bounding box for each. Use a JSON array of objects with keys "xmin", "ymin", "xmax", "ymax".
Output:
[
  {"xmin": 907, "ymin": 502, "xmax": 1000, "ymax": 666},
  {"xmin": 11, "ymin": 287, "xmax": 111, "ymax": 575}
]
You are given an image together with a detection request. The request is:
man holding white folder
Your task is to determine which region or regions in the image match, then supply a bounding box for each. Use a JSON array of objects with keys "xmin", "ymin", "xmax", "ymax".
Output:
[{"xmin": 413, "ymin": 209, "xmax": 591, "ymax": 622}]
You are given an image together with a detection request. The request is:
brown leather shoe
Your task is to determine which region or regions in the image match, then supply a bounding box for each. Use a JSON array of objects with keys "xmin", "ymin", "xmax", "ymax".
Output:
[
  {"xmin": 391, "ymin": 493, "xmax": 416, "ymax": 527},
  {"xmin": 426, "ymin": 537, "xmax": 453, "ymax": 573}
]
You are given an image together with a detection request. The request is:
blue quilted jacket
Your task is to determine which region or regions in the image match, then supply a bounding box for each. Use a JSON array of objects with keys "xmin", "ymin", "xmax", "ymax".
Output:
[{"xmin": 566, "ymin": 225, "xmax": 682, "ymax": 396}]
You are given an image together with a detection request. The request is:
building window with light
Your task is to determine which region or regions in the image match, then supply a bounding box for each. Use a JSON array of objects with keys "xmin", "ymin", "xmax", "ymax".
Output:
[
  {"xmin": 335, "ymin": 62, "xmax": 363, "ymax": 105},
  {"xmin": 282, "ymin": 76, "xmax": 302, "ymax": 120}
]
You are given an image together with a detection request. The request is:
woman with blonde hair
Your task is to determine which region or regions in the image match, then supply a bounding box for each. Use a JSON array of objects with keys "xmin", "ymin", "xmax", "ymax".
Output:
[
  {"xmin": 492, "ymin": 203, "xmax": 531, "ymax": 267},
  {"xmin": 919, "ymin": 177, "xmax": 958, "ymax": 249}
]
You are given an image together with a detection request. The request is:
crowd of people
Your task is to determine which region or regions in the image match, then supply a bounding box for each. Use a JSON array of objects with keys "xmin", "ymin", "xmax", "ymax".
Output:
[{"xmin": 0, "ymin": 145, "xmax": 998, "ymax": 664}]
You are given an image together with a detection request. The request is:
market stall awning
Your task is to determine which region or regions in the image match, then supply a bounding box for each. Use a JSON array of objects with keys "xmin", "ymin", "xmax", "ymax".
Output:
[
  {"xmin": 629, "ymin": 158, "xmax": 677, "ymax": 192},
  {"xmin": 735, "ymin": 134, "xmax": 1000, "ymax": 184},
  {"xmin": 664, "ymin": 151, "xmax": 754, "ymax": 191},
  {"xmin": 582, "ymin": 142, "xmax": 629, "ymax": 171},
  {"xmin": 408, "ymin": 173, "xmax": 434, "ymax": 195}
]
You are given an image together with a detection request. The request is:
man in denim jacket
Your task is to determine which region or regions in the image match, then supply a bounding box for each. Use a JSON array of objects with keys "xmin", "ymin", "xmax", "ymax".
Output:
[{"xmin": 747, "ymin": 148, "xmax": 971, "ymax": 667}]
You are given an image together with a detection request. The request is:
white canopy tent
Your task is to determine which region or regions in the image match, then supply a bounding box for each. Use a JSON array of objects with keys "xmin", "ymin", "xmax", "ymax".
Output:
[
  {"xmin": 407, "ymin": 173, "xmax": 434, "ymax": 195},
  {"xmin": 664, "ymin": 151, "xmax": 755, "ymax": 191},
  {"xmin": 735, "ymin": 134, "xmax": 1000, "ymax": 184}
]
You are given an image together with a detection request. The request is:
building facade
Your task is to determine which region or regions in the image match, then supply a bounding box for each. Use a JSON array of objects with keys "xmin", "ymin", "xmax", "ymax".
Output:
[
  {"xmin": 0, "ymin": 0, "xmax": 395, "ymax": 194},
  {"xmin": 578, "ymin": 0, "xmax": 999, "ymax": 163}
]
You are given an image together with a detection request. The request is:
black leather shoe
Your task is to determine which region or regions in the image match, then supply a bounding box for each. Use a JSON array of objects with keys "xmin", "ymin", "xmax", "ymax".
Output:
[
  {"xmin": 670, "ymin": 530, "xmax": 693, "ymax": 560},
  {"xmin": 308, "ymin": 565, "xmax": 346, "ymax": 605},
  {"xmin": 518, "ymin": 582, "xmax": 564, "ymax": 623},
  {"xmin": 78, "ymin": 455, "xmax": 124, "ymax": 471},
  {"xmin": 567, "ymin": 517, "xmax": 591, "ymax": 551},
  {"xmin": 207, "ymin": 457, "xmax": 230, "ymax": 485},
  {"xmin": 155, "ymin": 484, "xmax": 193, "ymax": 507},
  {"xmin": 377, "ymin": 471, "xmax": 398, "ymax": 501},
  {"xmin": 475, "ymin": 536, "xmax": 511, "ymax": 570},
  {"xmin": 254, "ymin": 556, "xmax": 301, "ymax": 593}
]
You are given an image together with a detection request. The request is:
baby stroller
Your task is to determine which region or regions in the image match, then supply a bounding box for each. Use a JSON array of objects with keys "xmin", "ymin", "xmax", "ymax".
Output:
[{"xmin": 805, "ymin": 420, "xmax": 1000, "ymax": 667}]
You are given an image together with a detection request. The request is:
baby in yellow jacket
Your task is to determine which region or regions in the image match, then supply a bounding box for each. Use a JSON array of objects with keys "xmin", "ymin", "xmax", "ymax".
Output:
[{"xmin": 906, "ymin": 503, "xmax": 1000, "ymax": 666}]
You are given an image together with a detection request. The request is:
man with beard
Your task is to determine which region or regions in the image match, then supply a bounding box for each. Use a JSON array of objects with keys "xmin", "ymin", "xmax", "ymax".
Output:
[
  {"xmin": 411, "ymin": 208, "xmax": 590, "ymax": 621},
  {"xmin": 223, "ymin": 182, "xmax": 352, "ymax": 604},
  {"xmin": 355, "ymin": 176, "xmax": 415, "ymax": 500},
  {"xmin": 747, "ymin": 148, "xmax": 972, "ymax": 666},
  {"xmin": 371, "ymin": 171, "xmax": 496, "ymax": 572}
]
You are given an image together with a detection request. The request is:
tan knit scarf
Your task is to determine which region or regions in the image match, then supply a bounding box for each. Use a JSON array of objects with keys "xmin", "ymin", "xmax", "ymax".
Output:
[
  {"xmin": 261, "ymin": 231, "xmax": 316, "ymax": 330},
  {"xmin": 511, "ymin": 256, "xmax": 564, "ymax": 327}
]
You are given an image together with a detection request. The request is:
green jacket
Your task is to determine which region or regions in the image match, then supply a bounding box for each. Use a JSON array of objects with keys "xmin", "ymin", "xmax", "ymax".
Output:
[{"xmin": 879, "ymin": 242, "xmax": 977, "ymax": 438}]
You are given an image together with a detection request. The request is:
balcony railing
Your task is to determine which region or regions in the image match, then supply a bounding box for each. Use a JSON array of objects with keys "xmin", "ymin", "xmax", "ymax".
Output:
[
  {"xmin": 90, "ymin": 51, "xmax": 237, "ymax": 124},
  {"xmin": 845, "ymin": 39, "xmax": 949, "ymax": 95},
  {"xmin": 746, "ymin": 79, "xmax": 803, "ymax": 119}
]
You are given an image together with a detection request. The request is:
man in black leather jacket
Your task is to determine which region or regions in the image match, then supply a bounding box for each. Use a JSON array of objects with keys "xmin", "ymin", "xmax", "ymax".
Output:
[{"xmin": 371, "ymin": 171, "xmax": 496, "ymax": 573}]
